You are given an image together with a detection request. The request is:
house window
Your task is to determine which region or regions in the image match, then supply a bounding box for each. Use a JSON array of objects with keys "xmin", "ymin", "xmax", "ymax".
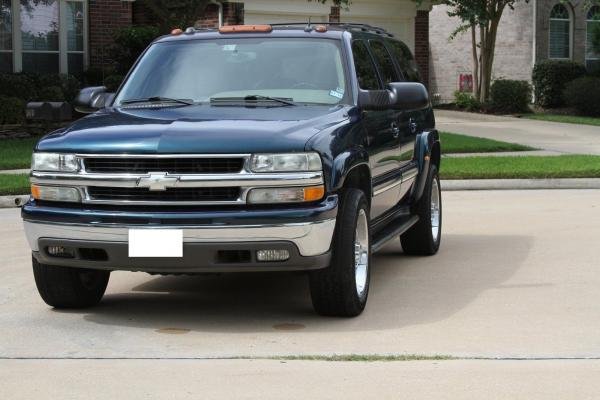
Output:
[
  {"xmin": 586, "ymin": 6, "xmax": 600, "ymax": 71},
  {"xmin": 549, "ymin": 4, "xmax": 571, "ymax": 59},
  {"xmin": 0, "ymin": 0, "xmax": 87, "ymax": 75}
]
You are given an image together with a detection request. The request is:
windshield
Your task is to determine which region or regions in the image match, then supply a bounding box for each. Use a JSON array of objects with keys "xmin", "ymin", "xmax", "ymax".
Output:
[{"xmin": 114, "ymin": 38, "xmax": 348, "ymax": 106}]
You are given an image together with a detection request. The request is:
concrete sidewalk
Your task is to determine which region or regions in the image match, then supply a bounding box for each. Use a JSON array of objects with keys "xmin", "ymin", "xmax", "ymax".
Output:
[
  {"xmin": 436, "ymin": 110, "xmax": 600, "ymax": 155},
  {"xmin": 2, "ymin": 359, "xmax": 599, "ymax": 400}
]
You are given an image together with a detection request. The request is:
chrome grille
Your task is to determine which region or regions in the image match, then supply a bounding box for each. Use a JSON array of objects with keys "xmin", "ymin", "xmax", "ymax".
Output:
[
  {"xmin": 84, "ymin": 157, "xmax": 244, "ymax": 174},
  {"xmin": 87, "ymin": 186, "xmax": 240, "ymax": 202}
]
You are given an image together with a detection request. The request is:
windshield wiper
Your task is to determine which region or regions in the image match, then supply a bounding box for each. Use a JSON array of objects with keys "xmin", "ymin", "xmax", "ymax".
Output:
[
  {"xmin": 210, "ymin": 95, "xmax": 296, "ymax": 106},
  {"xmin": 120, "ymin": 96, "xmax": 194, "ymax": 106}
]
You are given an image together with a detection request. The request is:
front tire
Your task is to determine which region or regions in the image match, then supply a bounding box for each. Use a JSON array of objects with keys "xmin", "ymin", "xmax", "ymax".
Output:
[
  {"xmin": 401, "ymin": 164, "xmax": 442, "ymax": 255},
  {"xmin": 32, "ymin": 257, "xmax": 110, "ymax": 308},
  {"xmin": 309, "ymin": 189, "xmax": 371, "ymax": 317}
]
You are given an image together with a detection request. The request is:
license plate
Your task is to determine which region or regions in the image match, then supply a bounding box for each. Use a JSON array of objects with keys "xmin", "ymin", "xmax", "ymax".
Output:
[{"xmin": 128, "ymin": 229, "xmax": 183, "ymax": 258}]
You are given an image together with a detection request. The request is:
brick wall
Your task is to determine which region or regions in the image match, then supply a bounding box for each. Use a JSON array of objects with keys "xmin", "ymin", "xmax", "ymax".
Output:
[
  {"xmin": 414, "ymin": 10, "xmax": 429, "ymax": 88},
  {"xmin": 429, "ymin": 3, "xmax": 533, "ymax": 103},
  {"xmin": 88, "ymin": 0, "xmax": 133, "ymax": 69},
  {"xmin": 196, "ymin": 2, "xmax": 244, "ymax": 28}
]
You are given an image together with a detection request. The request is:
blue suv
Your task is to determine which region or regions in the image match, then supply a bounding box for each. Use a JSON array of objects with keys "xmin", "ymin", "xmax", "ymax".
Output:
[{"xmin": 22, "ymin": 23, "xmax": 441, "ymax": 317}]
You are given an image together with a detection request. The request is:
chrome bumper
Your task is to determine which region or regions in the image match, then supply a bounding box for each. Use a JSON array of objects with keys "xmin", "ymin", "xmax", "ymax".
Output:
[{"xmin": 23, "ymin": 219, "xmax": 336, "ymax": 257}]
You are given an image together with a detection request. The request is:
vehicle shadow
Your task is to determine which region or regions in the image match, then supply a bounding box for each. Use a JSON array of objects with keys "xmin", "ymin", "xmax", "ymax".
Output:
[{"xmin": 72, "ymin": 233, "xmax": 532, "ymax": 332}]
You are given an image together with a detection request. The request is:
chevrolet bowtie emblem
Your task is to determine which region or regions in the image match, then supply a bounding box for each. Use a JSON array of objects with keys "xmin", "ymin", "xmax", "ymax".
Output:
[{"xmin": 137, "ymin": 172, "xmax": 180, "ymax": 191}]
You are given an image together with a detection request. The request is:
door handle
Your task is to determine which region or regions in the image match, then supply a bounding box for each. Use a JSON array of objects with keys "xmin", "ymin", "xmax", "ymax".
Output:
[
  {"xmin": 391, "ymin": 122, "xmax": 400, "ymax": 138},
  {"xmin": 409, "ymin": 118, "xmax": 418, "ymax": 134}
]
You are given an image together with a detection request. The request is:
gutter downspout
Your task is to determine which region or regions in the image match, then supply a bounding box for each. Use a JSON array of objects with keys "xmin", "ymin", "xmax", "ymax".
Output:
[
  {"xmin": 210, "ymin": 0, "xmax": 223, "ymax": 27},
  {"xmin": 532, "ymin": 0, "xmax": 537, "ymax": 103}
]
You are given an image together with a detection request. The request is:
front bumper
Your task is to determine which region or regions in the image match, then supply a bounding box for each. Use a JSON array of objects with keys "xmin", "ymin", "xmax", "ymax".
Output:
[
  {"xmin": 25, "ymin": 220, "xmax": 335, "ymax": 273},
  {"xmin": 22, "ymin": 197, "xmax": 338, "ymax": 273}
]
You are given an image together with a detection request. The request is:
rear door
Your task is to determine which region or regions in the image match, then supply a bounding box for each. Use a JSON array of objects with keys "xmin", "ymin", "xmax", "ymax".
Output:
[{"xmin": 351, "ymin": 39, "xmax": 401, "ymax": 219}]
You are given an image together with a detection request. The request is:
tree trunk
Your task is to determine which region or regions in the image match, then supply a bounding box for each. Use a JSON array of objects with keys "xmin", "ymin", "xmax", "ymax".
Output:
[{"xmin": 471, "ymin": 24, "xmax": 479, "ymax": 99}]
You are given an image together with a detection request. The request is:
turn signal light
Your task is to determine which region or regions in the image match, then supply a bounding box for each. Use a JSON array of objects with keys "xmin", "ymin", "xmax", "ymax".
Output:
[
  {"xmin": 219, "ymin": 25, "xmax": 273, "ymax": 33},
  {"xmin": 303, "ymin": 185, "xmax": 325, "ymax": 202}
]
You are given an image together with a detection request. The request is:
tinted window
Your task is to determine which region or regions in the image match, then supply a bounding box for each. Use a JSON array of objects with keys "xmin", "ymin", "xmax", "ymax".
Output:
[
  {"xmin": 388, "ymin": 41, "xmax": 422, "ymax": 82},
  {"xmin": 369, "ymin": 40, "xmax": 400, "ymax": 85},
  {"xmin": 351, "ymin": 40, "xmax": 380, "ymax": 90}
]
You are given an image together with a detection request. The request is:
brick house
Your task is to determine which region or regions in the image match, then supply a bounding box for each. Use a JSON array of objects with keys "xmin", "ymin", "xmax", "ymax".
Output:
[
  {"xmin": 0, "ymin": 0, "xmax": 435, "ymax": 87},
  {"xmin": 429, "ymin": 1, "xmax": 600, "ymax": 103}
]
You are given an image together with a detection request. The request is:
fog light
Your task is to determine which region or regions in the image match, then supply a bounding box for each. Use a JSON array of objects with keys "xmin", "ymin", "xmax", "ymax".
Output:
[
  {"xmin": 46, "ymin": 246, "xmax": 75, "ymax": 258},
  {"xmin": 256, "ymin": 249, "xmax": 290, "ymax": 262}
]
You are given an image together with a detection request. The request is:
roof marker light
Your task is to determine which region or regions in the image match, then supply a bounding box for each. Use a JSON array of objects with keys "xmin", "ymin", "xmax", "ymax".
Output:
[
  {"xmin": 171, "ymin": 28, "xmax": 183, "ymax": 35},
  {"xmin": 314, "ymin": 25, "xmax": 328, "ymax": 33},
  {"xmin": 219, "ymin": 25, "xmax": 273, "ymax": 34}
]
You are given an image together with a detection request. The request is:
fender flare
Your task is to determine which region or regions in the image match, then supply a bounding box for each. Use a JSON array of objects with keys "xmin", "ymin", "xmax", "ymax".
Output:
[
  {"xmin": 412, "ymin": 129, "xmax": 440, "ymax": 203},
  {"xmin": 330, "ymin": 148, "xmax": 370, "ymax": 193}
]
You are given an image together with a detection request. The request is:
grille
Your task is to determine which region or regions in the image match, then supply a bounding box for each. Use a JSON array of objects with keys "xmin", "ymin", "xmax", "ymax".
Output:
[
  {"xmin": 84, "ymin": 157, "xmax": 245, "ymax": 174},
  {"xmin": 87, "ymin": 187, "xmax": 240, "ymax": 202}
]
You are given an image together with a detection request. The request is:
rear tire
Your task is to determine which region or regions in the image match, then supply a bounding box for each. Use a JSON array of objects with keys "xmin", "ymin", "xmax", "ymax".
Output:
[
  {"xmin": 401, "ymin": 164, "xmax": 442, "ymax": 255},
  {"xmin": 309, "ymin": 189, "xmax": 371, "ymax": 317},
  {"xmin": 32, "ymin": 256, "xmax": 110, "ymax": 308}
]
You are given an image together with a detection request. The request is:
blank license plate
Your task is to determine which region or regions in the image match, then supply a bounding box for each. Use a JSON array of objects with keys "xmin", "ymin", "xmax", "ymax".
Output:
[{"xmin": 128, "ymin": 229, "xmax": 183, "ymax": 258}]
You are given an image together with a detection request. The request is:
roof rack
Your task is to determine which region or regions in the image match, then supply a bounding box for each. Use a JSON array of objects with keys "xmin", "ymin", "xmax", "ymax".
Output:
[{"xmin": 270, "ymin": 22, "xmax": 394, "ymax": 37}]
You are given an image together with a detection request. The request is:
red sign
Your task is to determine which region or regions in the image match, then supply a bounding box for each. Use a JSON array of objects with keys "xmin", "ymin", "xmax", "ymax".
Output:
[{"xmin": 459, "ymin": 74, "xmax": 473, "ymax": 92}]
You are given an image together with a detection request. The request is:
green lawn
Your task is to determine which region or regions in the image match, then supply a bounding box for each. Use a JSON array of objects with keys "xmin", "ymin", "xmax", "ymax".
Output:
[
  {"xmin": 0, "ymin": 137, "xmax": 37, "ymax": 170},
  {"xmin": 521, "ymin": 114, "xmax": 600, "ymax": 127},
  {"xmin": 440, "ymin": 131, "xmax": 533, "ymax": 153},
  {"xmin": 441, "ymin": 155, "xmax": 600, "ymax": 179},
  {"xmin": 0, "ymin": 174, "xmax": 29, "ymax": 196}
]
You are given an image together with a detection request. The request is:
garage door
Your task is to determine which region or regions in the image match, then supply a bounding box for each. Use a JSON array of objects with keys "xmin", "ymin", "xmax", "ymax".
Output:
[{"xmin": 244, "ymin": 12, "xmax": 328, "ymax": 25}]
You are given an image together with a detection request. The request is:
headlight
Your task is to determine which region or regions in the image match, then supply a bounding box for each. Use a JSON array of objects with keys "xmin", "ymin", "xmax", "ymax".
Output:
[
  {"xmin": 247, "ymin": 185, "xmax": 324, "ymax": 204},
  {"xmin": 32, "ymin": 153, "xmax": 79, "ymax": 172},
  {"xmin": 250, "ymin": 153, "xmax": 322, "ymax": 173},
  {"xmin": 31, "ymin": 185, "xmax": 81, "ymax": 202}
]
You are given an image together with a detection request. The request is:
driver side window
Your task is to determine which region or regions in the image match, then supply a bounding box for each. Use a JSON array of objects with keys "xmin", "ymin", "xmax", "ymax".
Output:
[{"xmin": 352, "ymin": 40, "xmax": 381, "ymax": 90}]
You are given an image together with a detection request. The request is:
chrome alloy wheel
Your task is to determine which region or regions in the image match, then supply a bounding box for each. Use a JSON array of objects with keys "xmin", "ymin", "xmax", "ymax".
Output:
[
  {"xmin": 354, "ymin": 209, "xmax": 369, "ymax": 298},
  {"xmin": 431, "ymin": 178, "xmax": 441, "ymax": 242}
]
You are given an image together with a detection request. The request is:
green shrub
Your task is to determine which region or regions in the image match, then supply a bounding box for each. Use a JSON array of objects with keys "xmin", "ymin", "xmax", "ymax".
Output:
[
  {"xmin": 111, "ymin": 25, "xmax": 160, "ymax": 74},
  {"xmin": 37, "ymin": 86, "xmax": 65, "ymax": 101},
  {"xmin": 0, "ymin": 96, "xmax": 25, "ymax": 124},
  {"xmin": 490, "ymin": 79, "xmax": 531, "ymax": 113},
  {"xmin": 32, "ymin": 73, "xmax": 81, "ymax": 102},
  {"xmin": 564, "ymin": 76, "xmax": 600, "ymax": 117},
  {"xmin": 0, "ymin": 74, "xmax": 37, "ymax": 101},
  {"xmin": 454, "ymin": 91, "xmax": 481, "ymax": 111},
  {"xmin": 532, "ymin": 60, "xmax": 586, "ymax": 108},
  {"xmin": 104, "ymin": 75, "xmax": 124, "ymax": 92}
]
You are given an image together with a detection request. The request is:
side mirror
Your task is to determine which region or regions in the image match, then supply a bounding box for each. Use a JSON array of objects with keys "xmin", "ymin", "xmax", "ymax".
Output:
[
  {"xmin": 357, "ymin": 82, "xmax": 430, "ymax": 111},
  {"xmin": 357, "ymin": 89, "xmax": 393, "ymax": 111},
  {"xmin": 388, "ymin": 82, "xmax": 429, "ymax": 110},
  {"xmin": 73, "ymin": 86, "xmax": 114, "ymax": 114}
]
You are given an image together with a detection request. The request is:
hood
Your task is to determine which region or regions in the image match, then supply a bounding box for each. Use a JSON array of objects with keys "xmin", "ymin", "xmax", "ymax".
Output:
[{"xmin": 37, "ymin": 104, "xmax": 350, "ymax": 154}]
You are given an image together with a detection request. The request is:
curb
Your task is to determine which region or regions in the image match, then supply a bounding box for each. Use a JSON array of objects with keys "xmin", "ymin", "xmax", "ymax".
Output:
[
  {"xmin": 0, "ymin": 195, "xmax": 29, "ymax": 208},
  {"xmin": 441, "ymin": 178, "xmax": 600, "ymax": 191}
]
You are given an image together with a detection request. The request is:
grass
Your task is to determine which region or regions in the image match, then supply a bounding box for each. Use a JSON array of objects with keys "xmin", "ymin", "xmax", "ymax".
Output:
[
  {"xmin": 441, "ymin": 155, "xmax": 600, "ymax": 179},
  {"xmin": 0, "ymin": 137, "xmax": 37, "ymax": 170},
  {"xmin": 267, "ymin": 354, "xmax": 455, "ymax": 362},
  {"xmin": 521, "ymin": 114, "xmax": 600, "ymax": 127},
  {"xmin": 440, "ymin": 131, "xmax": 534, "ymax": 154},
  {"xmin": 0, "ymin": 174, "xmax": 29, "ymax": 196}
]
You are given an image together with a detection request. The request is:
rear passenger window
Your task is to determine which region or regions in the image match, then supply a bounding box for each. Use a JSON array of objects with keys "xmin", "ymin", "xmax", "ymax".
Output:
[
  {"xmin": 369, "ymin": 40, "xmax": 400, "ymax": 85},
  {"xmin": 388, "ymin": 41, "xmax": 422, "ymax": 83},
  {"xmin": 352, "ymin": 40, "xmax": 381, "ymax": 90}
]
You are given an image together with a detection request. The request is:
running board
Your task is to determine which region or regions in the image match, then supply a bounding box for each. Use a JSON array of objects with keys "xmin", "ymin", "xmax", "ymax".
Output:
[{"xmin": 371, "ymin": 215, "xmax": 419, "ymax": 253}]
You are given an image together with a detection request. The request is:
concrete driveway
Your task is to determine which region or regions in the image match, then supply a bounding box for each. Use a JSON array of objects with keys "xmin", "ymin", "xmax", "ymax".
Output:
[
  {"xmin": 1, "ymin": 190, "xmax": 599, "ymax": 398},
  {"xmin": 436, "ymin": 110, "xmax": 600, "ymax": 155}
]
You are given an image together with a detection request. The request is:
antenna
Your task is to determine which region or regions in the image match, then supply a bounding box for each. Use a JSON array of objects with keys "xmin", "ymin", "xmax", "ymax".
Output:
[{"xmin": 304, "ymin": 16, "xmax": 312, "ymax": 32}]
